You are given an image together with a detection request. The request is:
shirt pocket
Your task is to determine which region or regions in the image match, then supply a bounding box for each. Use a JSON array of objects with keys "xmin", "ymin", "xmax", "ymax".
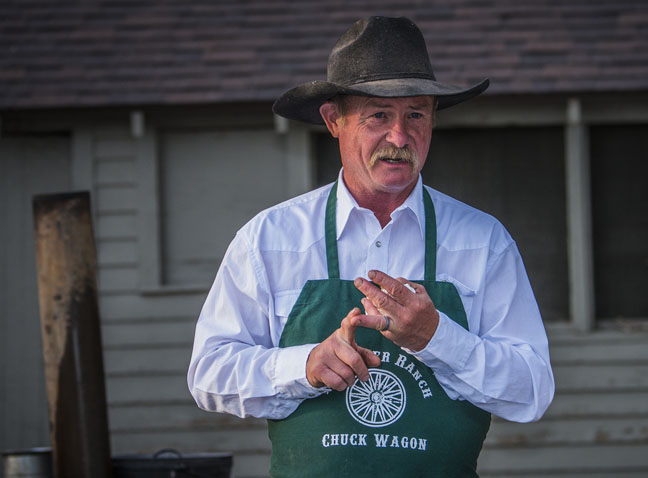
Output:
[
  {"xmin": 437, "ymin": 273, "xmax": 477, "ymax": 319},
  {"xmin": 271, "ymin": 289, "xmax": 303, "ymax": 344}
]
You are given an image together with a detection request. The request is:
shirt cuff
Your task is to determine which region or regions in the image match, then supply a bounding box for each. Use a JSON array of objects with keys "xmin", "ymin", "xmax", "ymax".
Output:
[
  {"xmin": 407, "ymin": 310, "xmax": 479, "ymax": 374},
  {"xmin": 274, "ymin": 343, "xmax": 331, "ymax": 399}
]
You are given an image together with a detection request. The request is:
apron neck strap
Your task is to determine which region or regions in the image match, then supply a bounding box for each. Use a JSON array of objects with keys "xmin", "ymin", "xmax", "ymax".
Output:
[
  {"xmin": 324, "ymin": 181, "xmax": 437, "ymax": 281},
  {"xmin": 422, "ymin": 186, "xmax": 437, "ymax": 282},
  {"xmin": 325, "ymin": 181, "xmax": 341, "ymax": 279}
]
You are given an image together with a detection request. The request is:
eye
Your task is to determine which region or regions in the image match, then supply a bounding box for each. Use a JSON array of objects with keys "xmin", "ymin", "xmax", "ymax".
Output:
[
  {"xmin": 410, "ymin": 112, "xmax": 424, "ymax": 119},
  {"xmin": 372, "ymin": 112, "xmax": 386, "ymax": 119}
]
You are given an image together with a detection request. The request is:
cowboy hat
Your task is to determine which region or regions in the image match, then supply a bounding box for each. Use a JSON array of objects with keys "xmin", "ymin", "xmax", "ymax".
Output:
[{"xmin": 272, "ymin": 16, "xmax": 489, "ymax": 124}]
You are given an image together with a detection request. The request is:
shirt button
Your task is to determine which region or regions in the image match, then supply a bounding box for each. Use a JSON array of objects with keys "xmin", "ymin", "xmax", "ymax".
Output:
[{"xmin": 376, "ymin": 241, "xmax": 382, "ymax": 248}]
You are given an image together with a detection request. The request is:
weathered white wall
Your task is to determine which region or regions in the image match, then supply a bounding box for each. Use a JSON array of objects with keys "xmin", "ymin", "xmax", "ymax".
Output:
[
  {"xmin": 0, "ymin": 134, "xmax": 71, "ymax": 468},
  {"xmin": 82, "ymin": 109, "xmax": 312, "ymax": 477},
  {"xmin": 1, "ymin": 99, "xmax": 647, "ymax": 478}
]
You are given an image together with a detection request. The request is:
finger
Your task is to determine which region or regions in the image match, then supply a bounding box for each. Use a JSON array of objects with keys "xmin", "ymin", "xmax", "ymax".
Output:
[
  {"xmin": 340, "ymin": 307, "xmax": 361, "ymax": 345},
  {"xmin": 319, "ymin": 366, "xmax": 354, "ymax": 391},
  {"xmin": 357, "ymin": 346, "xmax": 381, "ymax": 369},
  {"xmin": 396, "ymin": 277, "xmax": 421, "ymax": 295},
  {"xmin": 354, "ymin": 276, "xmax": 401, "ymax": 315},
  {"xmin": 361, "ymin": 298, "xmax": 391, "ymax": 332},
  {"xmin": 350, "ymin": 312, "xmax": 391, "ymax": 334},
  {"xmin": 368, "ymin": 270, "xmax": 412, "ymax": 303},
  {"xmin": 335, "ymin": 343, "xmax": 370, "ymax": 382},
  {"xmin": 361, "ymin": 297, "xmax": 381, "ymax": 316}
]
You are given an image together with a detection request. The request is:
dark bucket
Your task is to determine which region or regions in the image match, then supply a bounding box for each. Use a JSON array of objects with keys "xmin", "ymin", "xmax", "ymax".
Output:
[
  {"xmin": 112, "ymin": 449, "xmax": 232, "ymax": 478},
  {"xmin": 2, "ymin": 448, "xmax": 52, "ymax": 478}
]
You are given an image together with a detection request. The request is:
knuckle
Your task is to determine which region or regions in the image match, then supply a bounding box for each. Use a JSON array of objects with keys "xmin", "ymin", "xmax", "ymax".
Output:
[
  {"xmin": 349, "ymin": 354, "xmax": 365, "ymax": 370},
  {"xmin": 375, "ymin": 294, "xmax": 390, "ymax": 308},
  {"xmin": 330, "ymin": 376, "xmax": 347, "ymax": 391}
]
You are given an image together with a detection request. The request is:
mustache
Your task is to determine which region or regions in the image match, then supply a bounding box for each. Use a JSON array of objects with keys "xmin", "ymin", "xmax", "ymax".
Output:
[{"xmin": 369, "ymin": 145, "xmax": 419, "ymax": 168}]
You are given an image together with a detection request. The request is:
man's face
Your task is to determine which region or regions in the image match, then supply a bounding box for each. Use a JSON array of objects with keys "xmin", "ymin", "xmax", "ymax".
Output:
[{"xmin": 324, "ymin": 95, "xmax": 436, "ymax": 198}]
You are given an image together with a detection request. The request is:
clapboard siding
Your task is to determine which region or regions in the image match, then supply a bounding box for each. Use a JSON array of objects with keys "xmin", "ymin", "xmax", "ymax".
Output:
[
  {"xmin": 479, "ymin": 443, "xmax": 648, "ymax": 475},
  {"xmin": 99, "ymin": 293, "xmax": 205, "ymax": 321},
  {"xmin": 104, "ymin": 347, "xmax": 190, "ymax": 375},
  {"xmin": 97, "ymin": 185, "xmax": 139, "ymax": 214},
  {"xmin": 96, "ymin": 159, "xmax": 137, "ymax": 186},
  {"xmin": 83, "ymin": 120, "xmax": 648, "ymax": 478},
  {"xmin": 109, "ymin": 404, "xmax": 263, "ymax": 432},
  {"xmin": 541, "ymin": 391, "xmax": 648, "ymax": 418},
  {"xmin": 98, "ymin": 267, "xmax": 140, "ymax": 293},
  {"xmin": 477, "ymin": 330, "xmax": 648, "ymax": 477},
  {"xmin": 97, "ymin": 240, "xmax": 138, "ymax": 266},
  {"xmin": 102, "ymin": 319, "xmax": 196, "ymax": 348},
  {"xmin": 480, "ymin": 473, "xmax": 648, "ymax": 478},
  {"xmin": 111, "ymin": 429, "xmax": 270, "ymax": 453},
  {"xmin": 86, "ymin": 120, "xmax": 286, "ymax": 478},
  {"xmin": 486, "ymin": 416, "xmax": 648, "ymax": 446},
  {"xmin": 553, "ymin": 363, "xmax": 648, "ymax": 391},
  {"xmin": 96, "ymin": 213, "xmax": 138, "ymax": 240}
]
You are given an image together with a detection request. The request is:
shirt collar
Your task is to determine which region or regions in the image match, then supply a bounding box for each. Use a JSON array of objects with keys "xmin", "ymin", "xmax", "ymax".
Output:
[{"xmin": 335, "ymin": 168, "xmax": 426, "ymax": 240}]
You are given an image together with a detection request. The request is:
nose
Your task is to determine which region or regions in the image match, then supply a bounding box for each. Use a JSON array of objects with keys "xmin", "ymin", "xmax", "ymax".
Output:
[{"xmin": 385, "ymin": 117, "xmax": 409, "ymax": 148}]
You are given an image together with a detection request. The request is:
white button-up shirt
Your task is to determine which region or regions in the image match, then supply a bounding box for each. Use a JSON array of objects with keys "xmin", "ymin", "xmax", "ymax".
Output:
[{"xmin": 188, "ymin": 173, "xmax": 555, "ymax": 423}]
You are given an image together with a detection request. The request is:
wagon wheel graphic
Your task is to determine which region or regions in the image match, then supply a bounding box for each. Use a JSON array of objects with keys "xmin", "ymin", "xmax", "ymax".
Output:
[{"xmin": 346, "ymin": 368, "xmax": 406, "ymax": 427}]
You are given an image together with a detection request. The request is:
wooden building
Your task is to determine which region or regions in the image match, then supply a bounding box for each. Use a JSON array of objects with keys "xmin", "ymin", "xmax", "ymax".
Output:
[{"xmin": 1, "ymin": 1, "xmax": 647, "ymax": 477}]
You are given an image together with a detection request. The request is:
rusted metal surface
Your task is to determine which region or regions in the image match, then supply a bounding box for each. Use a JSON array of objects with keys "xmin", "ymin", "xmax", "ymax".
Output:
[{"xmin": 32, "ymin": 192, "xmax": 112, "ymax": 478}]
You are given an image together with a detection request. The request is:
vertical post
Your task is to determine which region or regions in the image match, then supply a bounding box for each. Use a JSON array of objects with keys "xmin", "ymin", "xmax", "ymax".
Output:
[
  {"xmin": 285, "ymin": 126, "xmax": 314, "ymax": 197},
  {"xmin": 565, "ymin": 98, "xmax": 595, "ymax": 331},
  {"xmin": 32, "ymin": 192, "xmax": 113, "ymax": 478}
]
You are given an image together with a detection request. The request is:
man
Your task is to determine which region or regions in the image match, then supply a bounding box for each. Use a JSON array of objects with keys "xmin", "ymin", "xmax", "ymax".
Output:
[{"xmin": 188, "ymin": 16, "xmax": 554, "ymax": 477}]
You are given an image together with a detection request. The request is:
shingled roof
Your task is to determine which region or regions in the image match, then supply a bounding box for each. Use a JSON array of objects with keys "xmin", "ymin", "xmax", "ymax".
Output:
[{"xmin": 1, "ymin": 0, "xmax": 647, "ymax": 110}]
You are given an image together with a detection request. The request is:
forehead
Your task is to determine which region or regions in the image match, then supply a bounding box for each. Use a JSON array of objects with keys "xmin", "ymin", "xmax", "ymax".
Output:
[{"xmin": 346, "ymin": 95, "xmax": 436, "ymax": 111}]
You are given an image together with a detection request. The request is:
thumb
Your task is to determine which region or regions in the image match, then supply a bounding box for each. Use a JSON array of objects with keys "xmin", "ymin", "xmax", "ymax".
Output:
[
  {"xmin": 340, "ymin": 307, "xmax": 361, "ymax": 345},
  {"xmin": 357, "ymin": 346, "xmax": 381, "ymax": 368}
]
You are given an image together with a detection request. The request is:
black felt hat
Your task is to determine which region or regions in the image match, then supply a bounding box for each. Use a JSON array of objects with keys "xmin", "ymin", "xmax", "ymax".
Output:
[{"xmin": 272, "ymin": 16, "xmax": 489, "ymax": 125}]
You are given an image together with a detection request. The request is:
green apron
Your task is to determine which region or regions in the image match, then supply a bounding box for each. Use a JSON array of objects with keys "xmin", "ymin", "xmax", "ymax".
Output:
[{"xmin": 268, "ymin": 183, "xmax": 491, "ymax": 477}]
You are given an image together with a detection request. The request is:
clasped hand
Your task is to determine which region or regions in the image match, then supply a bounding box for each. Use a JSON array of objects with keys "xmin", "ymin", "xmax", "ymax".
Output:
[{"xmin": 305, "ymin": 270, "xmax": 440, "ymax": 390}]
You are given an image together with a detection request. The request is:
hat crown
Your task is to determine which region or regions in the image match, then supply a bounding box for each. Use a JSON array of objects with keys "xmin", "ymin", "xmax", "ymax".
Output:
[{"xmin": 327, "ymin": 16, "xmax": 437, "ymax": 86}]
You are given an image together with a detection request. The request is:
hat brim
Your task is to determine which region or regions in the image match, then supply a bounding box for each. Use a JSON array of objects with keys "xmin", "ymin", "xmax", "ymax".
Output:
[{"xmin": 272, "ymin": 77, "xmax": 489, "ymax": 125}]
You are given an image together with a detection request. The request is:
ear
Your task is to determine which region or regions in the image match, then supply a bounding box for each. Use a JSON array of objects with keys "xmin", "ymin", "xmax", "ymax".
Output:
[{"xmin": 319, "ymin": 102, "xmax": 343, "ymax": 138}]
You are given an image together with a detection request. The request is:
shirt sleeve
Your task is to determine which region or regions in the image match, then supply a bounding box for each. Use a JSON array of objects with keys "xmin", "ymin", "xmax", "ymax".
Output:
[
  {"xmin": 409, "ymin": 242, "xmax": 555, "ymax": 423},
  {"xmin": 187, "ymin": 231, "xmax": 327, "ymax": 420}
]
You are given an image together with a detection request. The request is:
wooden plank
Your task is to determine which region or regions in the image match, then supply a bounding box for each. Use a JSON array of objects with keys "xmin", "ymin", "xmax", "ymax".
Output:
[
  {"xmin": 108, "ymin": 403, "xmax": 265, "ymax": 432},
  {"xmin": 96, "ymin": 185, "xmax": 138, "ymax": 213},
  {"xmin": 33, "ymin": 192, "xmax": 112, "ymax": 478},
  {"xmin": 99, "ymin": 293, "xmax": 205, "ymax": 321},
  {"xmin": 135, "ymin": 126, "xmax": 162, "ymax": 290},
  {"xmin": 548, "ymin": 329, "xmax": 648, "ymax": 345},
  {"xmin": 106, "ymin": 374, "xmax": 190, "ymax": 403},
  {"xmin": 102, "ymin": 319, "xmax": 195, "ymax": 347},
  {"xmin": 93, "ymin": 136, "xmax": 135, "ymax": 158},
  {"xmin": 531, "ymin": 391, "xmax": 648, "ymax": 419},
  {"xmin": 110, "ymin": 428, "xmax": 271, "ymax": 454},
  {"xmin": 479, "ymin": 471, "xmax": 648, "ymax": 478},
  {"xmin": 95, "ymin": 213, "xmax": 138, "ymax": 240},
  {"xmin": 565, "ymin": 97, "xmax": 595, "ymax": 331},
  {"xmin": 553, "ymin": 364, "xmax": 648, "ymax": 391},
  {"xmin": 230, "ymin": 452, "xmax": 271, "ymax": 478},
  {"xmin": 550, "ymin": 340, "xmax": 648, "ymax": 363},
  {"xmin": 96, "ymin": 159, "xmax": 136, "ymax": 186},
  {"xmin": 485, "ymin": 416, "xmax": 648, "ymax": 447},
  {"xmin": 98, "ymin": 267, "xmax": 139, "ymax": 293},
  {"xmin": 97, "ymin": 240, "xmax": 138, "ymax": 266},
  {"xmin": 478, "ymin": 443, "xmax": 648, "ymax": 473},
  {"xmin": 104, "ymin": 346, "xmax": 190, "ymax": 375}
]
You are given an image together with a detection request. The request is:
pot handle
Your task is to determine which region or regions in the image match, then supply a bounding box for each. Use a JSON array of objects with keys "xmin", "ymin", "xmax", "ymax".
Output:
[{"xmin": 153, "ymin": 448, "xmax": 183, "ymax": 460}]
